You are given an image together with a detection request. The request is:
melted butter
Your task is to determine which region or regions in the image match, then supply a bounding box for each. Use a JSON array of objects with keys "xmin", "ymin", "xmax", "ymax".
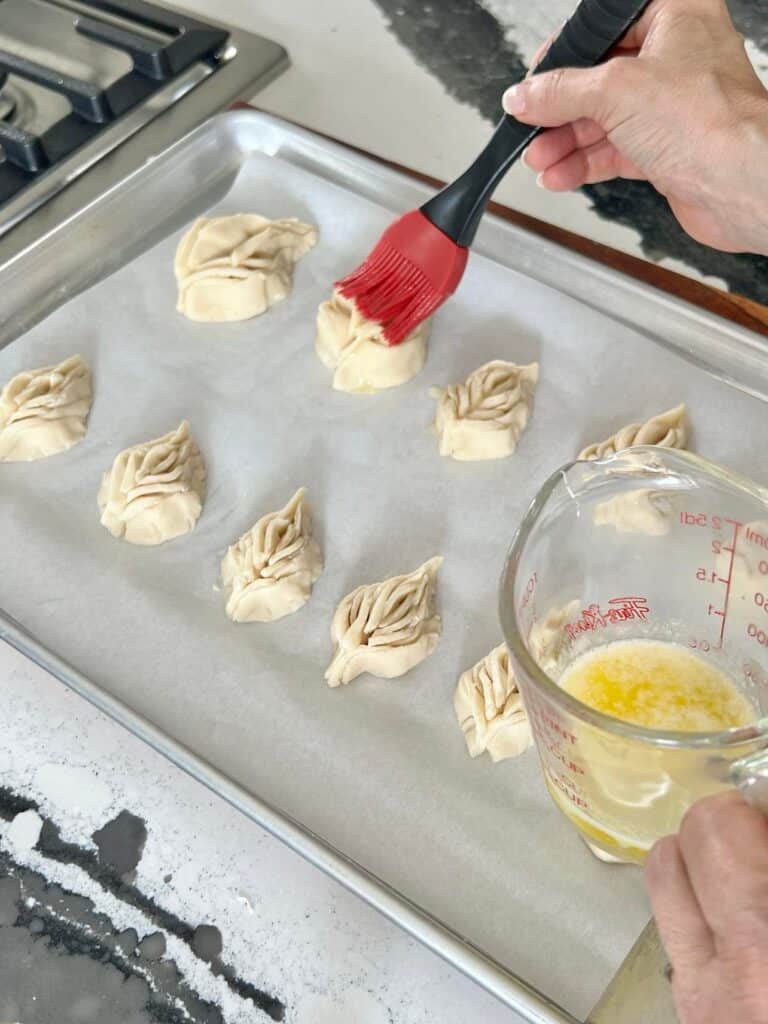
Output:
[{"xmin": 559, "ymin": 640, "xmax": 755, "ymax": 732}]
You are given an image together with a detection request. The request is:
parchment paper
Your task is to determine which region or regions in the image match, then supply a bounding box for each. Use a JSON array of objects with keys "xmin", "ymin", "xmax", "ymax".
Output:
[{"xmin": 2, "ymin": 150, "xmax": 766, "ymax": 1018}]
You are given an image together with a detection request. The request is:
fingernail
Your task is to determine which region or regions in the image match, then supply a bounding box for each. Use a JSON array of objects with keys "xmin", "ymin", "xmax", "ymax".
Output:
[
  {"xmin": 521, "ymin": 146, "xmax": 531, "ymax": 168},
  {"xmin": 502, "ymin": 83, "xmax": 526, "ymax": 115},
  {"xmin": 535, "ymin": 173, "xmax": 546, "ymax": 188}
]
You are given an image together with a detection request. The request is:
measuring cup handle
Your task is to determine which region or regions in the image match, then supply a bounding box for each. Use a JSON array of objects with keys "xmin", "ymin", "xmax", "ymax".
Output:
[{"xmin": 731, "ymin": 749, "xmax": 768, "ymax": 816}]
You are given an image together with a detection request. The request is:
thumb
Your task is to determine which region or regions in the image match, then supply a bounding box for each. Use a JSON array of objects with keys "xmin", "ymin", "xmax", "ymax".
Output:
[{"xmin": 503, "ymin": 59, "xmax": 641, "ymax": 129}]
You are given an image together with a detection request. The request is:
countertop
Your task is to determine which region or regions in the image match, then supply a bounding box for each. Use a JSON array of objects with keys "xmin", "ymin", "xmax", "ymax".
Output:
[
  {"xmin": 178, "ymin": 0, "xmax": 768, "ymax": 307},
  {"xmin": 0, "ymin": 641, "xmax": 525, "ymax": 1024}
]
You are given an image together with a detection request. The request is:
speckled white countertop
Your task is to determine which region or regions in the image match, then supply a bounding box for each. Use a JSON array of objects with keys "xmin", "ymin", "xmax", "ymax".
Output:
[{"xmin": 0, "ymin": 640, "xmax": 526, "ymax": 1023}]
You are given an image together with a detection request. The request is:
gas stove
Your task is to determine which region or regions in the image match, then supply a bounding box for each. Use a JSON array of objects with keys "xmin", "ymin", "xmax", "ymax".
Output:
[{"xmin": 0, "ymin": 0, "xmax": 286, "ymax": 265}]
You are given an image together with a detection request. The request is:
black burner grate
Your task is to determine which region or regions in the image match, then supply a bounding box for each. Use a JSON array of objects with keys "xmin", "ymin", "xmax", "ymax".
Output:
[
  {"xmin": 0, "ymin": 71, "xmax": 14, "ymax": 122},
  {"xmin": 0, "ymin": 0, "xmax": 228, "ymax": 203}
]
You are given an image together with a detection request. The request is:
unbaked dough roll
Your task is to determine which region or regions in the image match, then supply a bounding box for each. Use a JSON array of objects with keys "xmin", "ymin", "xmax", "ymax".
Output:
[
  {"xmin": 175, "ymin": 214, "xmax": 317, "ymax": 322},
  {"xmin": 431, "ymin": 360, "xmax": 538, "ymax": 461},
  {"xmin": 454, "ymin": 643, "xmax": 532, "ymax": 762},
  {"xmin": 578, "ymin": 404, "xmax": 687, "ymax": 460},
  {"xmin": 0, "ymin": 354, "xmax": 92, "ymax": 462},
  {"xmin": 221, "ymin": 488, "xmax": 323, "ymax": 623},
  {"xmin": 98, "ymin": 420, "xmax": 206, "ymax": 545},
  {"xmin": 326, "ymin": 557, "xmax": 442, "ymax": 687},
  {"xmin": 316, "ymin": 289, "xmax": 430, "ymax": 393}
]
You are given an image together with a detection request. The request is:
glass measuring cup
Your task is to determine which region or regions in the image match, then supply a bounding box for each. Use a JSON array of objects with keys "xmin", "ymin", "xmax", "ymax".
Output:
[{"xmin": 499, "ymin": 447, "xmax": 768, "ymax": 864}]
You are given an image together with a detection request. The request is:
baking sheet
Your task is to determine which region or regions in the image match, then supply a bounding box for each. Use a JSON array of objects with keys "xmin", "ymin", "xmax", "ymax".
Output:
[{"xmin": 1, "ymin": 141, "xmax": 767, "ymax": 1021}]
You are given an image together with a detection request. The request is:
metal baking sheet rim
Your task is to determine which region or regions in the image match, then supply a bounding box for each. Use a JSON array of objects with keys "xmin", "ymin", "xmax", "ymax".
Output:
[
  {"xmin": 0, "ymin": 612, "xmax": 578, "ymax": 1024},
  {"xmin": 1, "ymin": 110, "xmax": 765, "ymax": 1024},
  {"xmin": 2, "ymin": 110, "xmax": 768, "ymax": 407}
]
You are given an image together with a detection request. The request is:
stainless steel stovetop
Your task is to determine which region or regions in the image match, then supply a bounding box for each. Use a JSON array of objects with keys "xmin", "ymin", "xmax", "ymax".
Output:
[{"xmin": 0, "ymin": 0, "xmax": 287, "ymax": 266}]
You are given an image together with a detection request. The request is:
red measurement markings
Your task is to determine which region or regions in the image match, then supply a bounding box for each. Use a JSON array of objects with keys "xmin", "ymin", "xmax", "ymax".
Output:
[
  {"xmin": 745, "ymin": 524, "xmax": 768, "ymax": 550},
  {"xmin": 563, "ymin": 596, "xmax": 649, "ymax": 642},
  {"xmin": 696, "ymin": 567, "xmax": 729, "ymax": 585},
  {"xmin": 547, "ymin": 770, "xmax": 588, "ymax": 810},
  {"xmin": 543, "ymin": 740, "xmax": 585, "ymax": 776},
  {"xmin": 719, "ymin": 519, "xmax": 742, "ymax": 647},
  {"xmin": 748, "ymin": 623, "xmax": 768, "ymax": 648},
  {"xmin": 688, "ymin": 637, "xmax": 721, "ymax": 653},
  {"xmin": 680, "ymin": 511, "xmax": 726, "ymax": 529},
  {"xmin": 518, "ymin": 571, "xmax": 538, "ymax": 613},
  {"xmin": 529, "ymin": 703, "xmax": 577, "ymax": 746},
  {"xmin": 687, "ymin": 513, "xmax": 742, "ymax": 647}
]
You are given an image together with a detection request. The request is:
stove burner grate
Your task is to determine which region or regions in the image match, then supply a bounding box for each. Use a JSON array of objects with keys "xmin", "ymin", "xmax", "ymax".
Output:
[
  {"xmin": 0, "ymin": 72, "xmax": 15, "ymax": 124},
  {"xmin": 0, "ymin": 0, "xmax": 228, "ymax": 190},
  {"xmin": 0, "ymin": 93, "xmax": 16, "ymax": 123}
]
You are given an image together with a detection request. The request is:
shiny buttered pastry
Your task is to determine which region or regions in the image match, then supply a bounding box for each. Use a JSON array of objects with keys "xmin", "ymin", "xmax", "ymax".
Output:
[
  {"xmin": 454, "ymin": 643, "xmax": 532, "ymax": 762},
  {"xmin": 315, "ymin": 288, "xmax": 430, "ymax": 393},
  {"xmin": 431, "ymin": 360, "xmax": 538, "ymax": 461},
  {"xmin": 98, "ymin": 420, "xmax": 206, "ymax": 545},
  {"xmin": 175, "ymin": 213, "xmax": 317, "ymax": 322},
  {"xmin": 578, "ymin": 404, "xmax": 687, "ymax": 460},
  {"xmin": 0, "ymin": 354, "xmax": 92, "ymax": 462},
  {"xmin": 325, "ymin": 557, "xmax": 442, "ymax": 687},
  {"xmin": 221, "ymin": 488, "xmax": 323, "ymax": 623}
]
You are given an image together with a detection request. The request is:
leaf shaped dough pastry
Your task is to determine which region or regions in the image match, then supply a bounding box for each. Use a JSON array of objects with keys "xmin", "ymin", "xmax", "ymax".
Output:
[
  {"xmin": 454, "ymin": 643, "xmax": 532, "ymax": 762},
  {"xmin": 98, "ymin": 420, "xmax": 206, "ymax": 545},
  {"xmin": 0, "ymin": 354, "xmax": 92, "ymax": 462},
  {"xmin": 593, "ymin": 489, "xmax": 677, "ymax": 536},
  {"xmin": 325, "ymin": 557, "xmax": 442, "ymax": 687},
  {"xmin": 221, "ymin": 488, "xmax": 323, "ymax": 623},
  {"xmin": 431, "ymin": 360, "xmax": 538, "ymax": 461},
  {"xmin": 315, "ymin": 288, "xmax": 430, "ymax": 393},
  {"xmin": 175, "ymin": 214, "xmax": 317, "ymax": 322},
  {"xmin": 578, "ymin": 404, "xmax": 687, "ymax": 460}
]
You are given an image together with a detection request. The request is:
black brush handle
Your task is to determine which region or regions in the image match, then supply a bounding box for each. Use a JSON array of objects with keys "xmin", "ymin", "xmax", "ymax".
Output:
[{"xmin": 420, "ymin": 0, "xmax": 650, "ymax": 247}]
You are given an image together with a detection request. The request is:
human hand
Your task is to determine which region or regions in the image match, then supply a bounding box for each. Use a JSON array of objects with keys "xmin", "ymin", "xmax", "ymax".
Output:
[
  {"xmin": 645, "ymin": 791, "xmax": 768, "ymax": 1024},
  {"xmin": 502, "ymin": 0, "xmax": 768, "ymax": 255}
]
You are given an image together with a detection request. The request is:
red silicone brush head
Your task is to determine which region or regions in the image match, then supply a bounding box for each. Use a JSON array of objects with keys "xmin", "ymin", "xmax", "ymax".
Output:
[{"xmin": 335, "ymin": 209, "xmax": 468, "ymax": 346}]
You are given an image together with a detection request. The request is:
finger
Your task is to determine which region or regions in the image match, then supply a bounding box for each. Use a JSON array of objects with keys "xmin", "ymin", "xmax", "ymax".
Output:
[
  {"xmin": 503, "ymin": 57, "xmax": 645, "ymax": 129},
  {"xmin": 537, "ymin": 138, "xmax": 645, "ymax": 191},
  {"xmin": 532, "ymin": 2, "xmax": 659, "ymax": 67},
  {"xmin": 612, "ymin": 0, "xmax": 689, "ymax": 50},
  {"xmin": 645, "ymin": 834, "xmax": 715, "ymax": 970},
  {"xmin": 678, "ymin": 791, "xmax": 768, "ymax": 943},
  {"xmin": 527, "ymin": 28, "xmax": 559, "ymax": 74},
  {"xmin": 612, "ymin": 8, "xmax": 655, "ymax": 50},
  {"xmin": 606, "ymin": 45, "xmax": 640, "ymax": 59},
  {"xmin": 523, "ymin": 119, "xmax": 605, "ymax": 172}
]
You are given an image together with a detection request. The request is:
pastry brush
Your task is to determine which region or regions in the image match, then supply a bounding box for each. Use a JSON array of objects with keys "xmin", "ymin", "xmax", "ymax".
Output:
[{"xmin": 336, "ymin": 0, "xmax": 651, "ymax": 346}]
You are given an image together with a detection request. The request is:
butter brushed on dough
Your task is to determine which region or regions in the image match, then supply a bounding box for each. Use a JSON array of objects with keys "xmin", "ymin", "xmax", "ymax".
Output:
[
  {"xmin": 98, "ymin": 420, "xmax": 206, "ymax": 546},
  {"xmin": 221, "ymin": 488, "xmax": 323, "ymax": 623},
  {"xmin": 0, "ymin": 354, "xmax": 92, "ymax": 462},
  {"xmin": 578, "ymin": 404, "xmax": 687, "ymax": 460},
  {"xmin": 175, "ymin": 214, "xmax": 317, "ymax": 323},
  {"xmin": 454, "ymin": 644, "xmax": 532, "ymax": 762},
  {"xmin": 325, "ymin": 557, "xmax": 442, "ymax": 687},
  {"xmin": 315, "ymin": 289, "xmax": 429, "ymax": 393},
  {"xmin": 431, "ymin": 360, "xmax": 538, "ymax": 461}
]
